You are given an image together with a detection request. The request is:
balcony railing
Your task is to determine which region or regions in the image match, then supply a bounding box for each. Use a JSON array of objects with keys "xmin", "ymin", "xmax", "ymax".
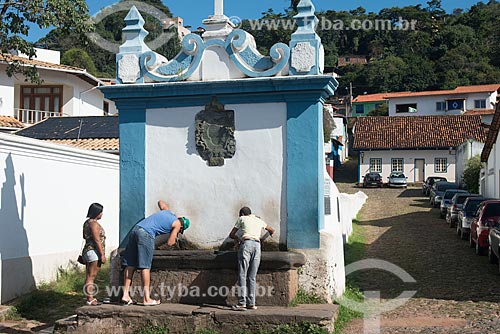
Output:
[{"xmin": 14, "ymin": 108, "xmax": 62, "ymax": 125}]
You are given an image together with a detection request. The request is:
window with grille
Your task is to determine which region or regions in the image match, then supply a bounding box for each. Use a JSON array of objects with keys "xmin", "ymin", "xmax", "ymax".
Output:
[
  {"xmin": 391, "ymin": 158, "xmax": 404, "ymax": 172},
  {"xmin": 435, "ymin": 158, "xmax": 447, "ymax": 173},
  {"xmin": 370, "ymin": 158, "xmax": 382, "ymax": 173}
]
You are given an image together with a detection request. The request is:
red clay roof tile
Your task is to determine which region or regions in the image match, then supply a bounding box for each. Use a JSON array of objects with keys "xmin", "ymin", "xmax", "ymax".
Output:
[{"xmin": 354, "ymin": 115, "xmax": 487, "ymax": 150}]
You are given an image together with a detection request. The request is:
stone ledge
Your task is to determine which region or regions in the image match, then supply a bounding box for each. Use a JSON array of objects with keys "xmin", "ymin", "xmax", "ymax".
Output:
[
  {"xmin": 149, "ymin": 250, "xmax": 306, "ymax": 270},
  {"xmin": 55, "ymin": 303, "xmax": 338, "ymax": 334}
]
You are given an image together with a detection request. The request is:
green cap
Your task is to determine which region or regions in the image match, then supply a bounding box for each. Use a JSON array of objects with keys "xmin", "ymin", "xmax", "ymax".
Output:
[{"xmin": 180, "ymin": 217, "xmax": 190, "ymax": 233}]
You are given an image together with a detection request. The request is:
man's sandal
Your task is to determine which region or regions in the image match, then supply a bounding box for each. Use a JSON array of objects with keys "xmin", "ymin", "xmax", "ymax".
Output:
[{"xmin": 231, "ymin": 304, "xmax": 247, "ymax": 311}]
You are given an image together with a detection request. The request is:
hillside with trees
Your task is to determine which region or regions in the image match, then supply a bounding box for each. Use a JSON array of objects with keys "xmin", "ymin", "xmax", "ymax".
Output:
[{"xmin": 35, "ymin": 0, "xmax": 500, "ymax": 95}]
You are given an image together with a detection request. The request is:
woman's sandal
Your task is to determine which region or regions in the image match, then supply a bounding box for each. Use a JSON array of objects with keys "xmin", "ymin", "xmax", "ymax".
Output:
[
  {"xmin": 141, "ymin": 299, "xmax": 161, "ymax": 306},
  {"xmin": 120, "ymin": 299, "xmax": 135, "ymax": 306},
  {"xmin": 86, "ymin": 298, "xmax": 101, "ymax": 306}
]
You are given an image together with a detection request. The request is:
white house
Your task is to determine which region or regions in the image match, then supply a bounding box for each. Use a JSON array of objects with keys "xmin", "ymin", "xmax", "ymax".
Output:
[
  {"xmin": 480, "ymin": 100, "xmax": 500, "ymax": 198},
  {"xmin": 0, "ymin": 50, "xmax": 117, "ymax": 125},
  {"xmin": 353, "ymin": 115, "xmax": 487, "ymax": 185},
  {"xmin": 353, "ymin": 84, "xmax": 499, "ymax": 123}
]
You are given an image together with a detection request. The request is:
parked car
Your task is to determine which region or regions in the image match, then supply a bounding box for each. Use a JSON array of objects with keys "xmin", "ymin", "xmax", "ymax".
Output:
[
  {"xmin": 457, "ymin": 197, "xmax": 489, "ymax": 240},
  {"xmin": 439, "ymin": 189, "xmax": 469, "ymax": 219},
  {"xmin": 387, "ymin": 172, "xmax": 407, "ymax": 188},
  {"xmin": 429, "ymin": 181, "xmax": 459, "ymax": 208},
  {"xmin": 470, "ymin": 200, "xmax": 500, "ymax": 255},
  {"xmin": 422, "ymin": 176, "xmax": 447, "ymax": 196},
  {"xmin": 488, "ymin": 221, "xmax": 500, "ymax": 265},
  {"xmin": 446, "ymin": 193, "xmax": 482, "ymax": 227},
  {"xmin": 362, "ymin": 172, "xmax": 383, "ymax": 188}
]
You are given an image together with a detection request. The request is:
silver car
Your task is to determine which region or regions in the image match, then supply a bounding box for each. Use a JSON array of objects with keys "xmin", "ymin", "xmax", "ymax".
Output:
[
  {"xmin": 439, "ymin": 189, "xmax": 469, "ymax": 219},
  {"xmin": 387, "ymin": 172, "xmax": 407, "ymax": 188}
]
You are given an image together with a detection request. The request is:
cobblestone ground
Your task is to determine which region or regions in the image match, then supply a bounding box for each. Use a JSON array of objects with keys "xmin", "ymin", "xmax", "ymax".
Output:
[{"xmin": 337, "ymin": 157, "xmax": 500, "ymax": 334}]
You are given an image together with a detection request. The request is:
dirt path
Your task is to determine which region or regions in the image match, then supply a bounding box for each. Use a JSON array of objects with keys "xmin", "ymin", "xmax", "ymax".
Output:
[{"xmin": 336, "ymin": 157, "xmax": 500, "ymax": 334}]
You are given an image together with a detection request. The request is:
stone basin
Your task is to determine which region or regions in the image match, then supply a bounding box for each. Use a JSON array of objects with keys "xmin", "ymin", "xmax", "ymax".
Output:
[{"xmin": 116, "ymin": 250, "xmax": 306, "ymax": 306}]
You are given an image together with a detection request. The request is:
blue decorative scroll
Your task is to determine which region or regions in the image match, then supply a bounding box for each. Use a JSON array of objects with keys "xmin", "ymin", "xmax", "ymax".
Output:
[{"xmin": 140, "ymin": 29, "xmax": 290, "ymax": 82}]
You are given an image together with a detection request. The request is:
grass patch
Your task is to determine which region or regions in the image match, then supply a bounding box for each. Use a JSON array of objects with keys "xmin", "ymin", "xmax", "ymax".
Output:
[
  {"xmin": 333, "ymin": 284, "xmax": 364, "ymax": 334},
  {"xmin": 289, "ymin": 289, "xmax": 326, "ymax": 307},
  {"xmin": 195, "ymin": 329, "xmax": 220, "ymax": 334},
  {"xmin": 9, "ymin": 262, "xmax": 110, "ymax": 324},
  {"xmin": 344, "ymin": 218, "xmax": 366, "ymax": 266},
  {"xmin": 333, "ymin": 217, "xmax": 367, "ymax": 334},
  {"xmin": 4, "ymin": 306, "xmax": 23, "ymax": 321},
  {"xmin": 236, "ymin": 322, "xmax": 328, "ymax": 334},
  {"xmin": 135, "ymin": 325, "xmax": 169, "ymax": 334}
]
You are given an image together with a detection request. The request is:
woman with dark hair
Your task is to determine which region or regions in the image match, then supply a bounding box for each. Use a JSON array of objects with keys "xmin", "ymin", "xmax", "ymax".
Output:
[{"xmin": 82, "ymin": 203, "xmax": 106, "ymax": 305}]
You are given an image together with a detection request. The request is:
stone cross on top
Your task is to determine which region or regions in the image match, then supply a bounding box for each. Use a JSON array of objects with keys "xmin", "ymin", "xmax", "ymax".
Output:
[{"xmin": 214, "ymin": 0, "xmax": 224, "ymax": 17}]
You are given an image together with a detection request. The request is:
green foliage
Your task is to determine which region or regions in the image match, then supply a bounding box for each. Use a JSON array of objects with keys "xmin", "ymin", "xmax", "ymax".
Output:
[
  {"xmin": 11, "ymin": 262, "xmax": 110, "ymax": 323},
  {"xmin": 61, "ymin": 48, "xmax": 97, "ymax": 75},
  {"xmin": 328, "ymin": 1, "xmax": 500, "ymax": 95},
  {"xmin": 0, "ymin": 0, "xmax": 93, "ymax": 82},
  {"xmin": 196, "ymin": 329, "xmax": 220, "ymax": 334},
  {"xmin": 135, "ymin": 325, "xmax": 169, "ymax": 334},
  {"xmin": 236, "ymin": 322, "xmax": 328, "ymax": 334},
  {"xmin": 344, "ymin": 218, "xmax": 366, "ymax": 266},
  {"xmin": 4, "ymin": 307, "xmax": 22, "ymax": 321},
  {"xmin": 367, "ymin": 104, "xmax": 388, "ymax": 116},
  {"xmin": 462, "ymin": 155, "xmax": 482, "ymax": 194},
  {"xmin": 333, "ymin": 218, "xmax": 366, "ymax": 333},
  {"xmin": 35, "ymin": 0, "xmax": 180, "ymax": 78},
  {"xmin": 290, "ymin": 289, "xmax": 327, "ymax": 306},
  {"xmin": 333, "ymin": 284, "xmax": 364, "ymax": 334}
]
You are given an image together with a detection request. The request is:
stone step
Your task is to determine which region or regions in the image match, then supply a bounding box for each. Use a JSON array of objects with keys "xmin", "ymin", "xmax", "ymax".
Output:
[{"xmin": 55, "ymin": 303, "xmax": 339, "ymax": 334}]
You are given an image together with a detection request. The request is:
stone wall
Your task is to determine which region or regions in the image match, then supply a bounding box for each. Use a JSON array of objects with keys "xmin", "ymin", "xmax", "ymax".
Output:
[{"xmin": 112, "ymin": 250, "xmax": 305, "ymax": 307}]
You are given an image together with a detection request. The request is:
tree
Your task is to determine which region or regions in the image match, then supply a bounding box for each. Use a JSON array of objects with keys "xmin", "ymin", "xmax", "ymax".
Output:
[
  {"xmin": 35, "ymin": 0, "xmax": 180, "ymax": 78},
  {"xmin": 367, "ymin": 104, "xmax": 388, "ymax": 116},
  {"xmin": 61, "ymin": 48, "xmax": 97, "ymax": 75},
  {"xmin": 0, "ymin": 0, "xmax": 93, "ymax": 82},
  {"xmin": 462, "ymin": 155, "xmax": 482, "ymax": 194}
]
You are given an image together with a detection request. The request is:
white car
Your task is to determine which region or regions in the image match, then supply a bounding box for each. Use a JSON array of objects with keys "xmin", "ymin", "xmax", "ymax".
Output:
[{"xmin": 387, "ymin": 172, "xmax": 407, "ymax": 188}]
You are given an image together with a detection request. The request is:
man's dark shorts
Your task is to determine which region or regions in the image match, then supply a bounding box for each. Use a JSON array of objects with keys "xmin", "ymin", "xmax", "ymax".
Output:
[{"xmin": 122, "ymin": 225, "xmax": 155, "ymax": 269}]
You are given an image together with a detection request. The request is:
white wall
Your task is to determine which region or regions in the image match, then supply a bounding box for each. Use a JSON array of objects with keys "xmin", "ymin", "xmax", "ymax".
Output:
[
  {"xmin": 358, "ymin": 150, "xmax": 456, "ymax": 184},
  {"xmin": 145, "ymin": 103, "xmax": 286, "ymax": 249},
  {"xmin": 388, "ymin": 91, "xmax": 497, "ymax": 117},
  {"xmin": 298, "ymin": 170, "xmax": 367, "ymax": 301},
  {"xmin": 0, "ymin": 74, "xmax": 14, "ymax": 117},
  {"xmin": 0, "ymin": 133, "xmax": 119, "ymax": 303},
  {"xmin": 455, "ymin": 141, "xmax": 484, "ymax": 188},
  {"xmin": 482, "ymin": 142, "xmax": 500, "ymax": 199}
]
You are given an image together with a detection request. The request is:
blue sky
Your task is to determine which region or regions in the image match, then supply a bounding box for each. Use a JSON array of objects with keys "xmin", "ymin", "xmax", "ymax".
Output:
[{"xmin": 26, "ymin": 0, "xmax": 483, "ymax": 42}]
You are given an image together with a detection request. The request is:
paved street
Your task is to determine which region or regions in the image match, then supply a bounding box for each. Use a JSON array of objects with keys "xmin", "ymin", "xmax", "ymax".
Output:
[{"xmin": 337, "ymin": 158, "xmax": 500, "ymax": 333}]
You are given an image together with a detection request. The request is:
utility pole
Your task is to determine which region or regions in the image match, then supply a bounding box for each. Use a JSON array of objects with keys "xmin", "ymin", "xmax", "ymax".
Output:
[{"xmin": 348, "ymin": 82, "xmax": 353, "ymax": 117}]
